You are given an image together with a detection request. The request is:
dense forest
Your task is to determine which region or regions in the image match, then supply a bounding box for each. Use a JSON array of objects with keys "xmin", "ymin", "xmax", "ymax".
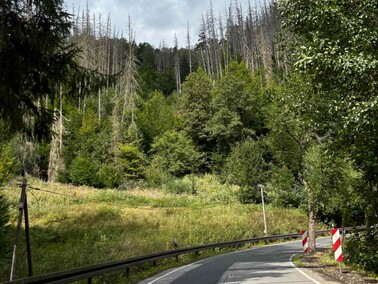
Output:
[{"xmin": 1, "ymin": 0, "xmax": 377, "ymax": 275}]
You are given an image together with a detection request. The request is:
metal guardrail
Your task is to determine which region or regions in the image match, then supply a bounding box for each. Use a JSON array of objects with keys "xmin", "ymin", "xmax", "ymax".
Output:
[{"xmin": 3, "ymin": 226, "xmax": 365, "ymax": 284}]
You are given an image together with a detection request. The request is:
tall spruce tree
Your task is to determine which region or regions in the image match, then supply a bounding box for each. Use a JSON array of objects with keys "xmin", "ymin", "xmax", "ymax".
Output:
[{"xmin": 0, "ymin": 0, "xmax": 79, "ymax": 140}]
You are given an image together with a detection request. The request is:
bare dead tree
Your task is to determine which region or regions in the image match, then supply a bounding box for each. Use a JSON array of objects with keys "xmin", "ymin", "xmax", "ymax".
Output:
[
  {"xmin": 186, "ymin": 21, "xmax": 192, "ymax": 74},
  {"xmin": 121, "ymin": 16, "xmax": 139, "ymax": 128},
  {"xmin": 48, "ymin": 85, "xmax": 65, "ymax": 182},
  {"xmin": 174, "ymin": 34, "xmax": 182, "ymax": 93}
]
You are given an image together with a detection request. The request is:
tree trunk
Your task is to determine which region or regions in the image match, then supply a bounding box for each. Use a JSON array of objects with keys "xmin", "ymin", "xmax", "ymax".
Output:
[
  {"xmin": 303, "ymin": 178, "xmax": 317, "ymax": 253},
  {"xmin": 308, "ymin": 205, "xmax": 317, "ymax": 253},
  {"xmin": 48, "ymin": 85, "xmax": 64, "ymax": 182}
]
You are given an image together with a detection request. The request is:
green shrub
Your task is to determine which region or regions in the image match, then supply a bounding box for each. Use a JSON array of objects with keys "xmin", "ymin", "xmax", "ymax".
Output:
[
  {"xmin": 0, "ymin": 192, "xmax": 10, "ymax": 261},
  {"xmin": 69, "ymin": 156, "xmax": 98, "ymax": 186},
  {"xmin": 0, "ymin": 193, "xmax": 9, "ymax": 231},
  {"xmin": 163, "ymin": 176, "xmax": 192, "ymax": 194},
  {"xmin": 144, "ymin": 162, "xmax": 170, "ymax": 188},
  {"xmin": 144, "ymin": 163, "xmax": 191, "ymax": 194},
  {"xmin": 344, "ymin": 228, "xmax": 378, "ymax": 273},
  {"xmin": 96, "ymin": 164, "xmax": 122, "ymax": 189},
  {"xmin": 0, "ymin": 145, "xmax": 18, "ymax": 185},
  {"xmin": 150, "ymin": 131, "xmax": 200, "ymax": 177},
  {"xmin": 224, "ymin": 140, "xmax": 268, "ymax": 203},
  {"xmin": 117, "ymin": 143, "xmax": 145, "ymax": 179},
  {"xmin": 57, "ymin": 169, "xmax": 71, "ymax": 184},
  {"xmin": 194, "ymin": 174, "xmax": 239, "ymax": 204},
  {"xmin": 266, "ymin": 166, "xmax": 304, "ymax": 208}
]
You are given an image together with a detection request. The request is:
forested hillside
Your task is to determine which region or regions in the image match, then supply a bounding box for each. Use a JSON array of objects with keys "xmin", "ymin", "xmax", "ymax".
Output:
[{"xmin": 1, "ymin": 0, "xmax": 377, "ymax": 277}]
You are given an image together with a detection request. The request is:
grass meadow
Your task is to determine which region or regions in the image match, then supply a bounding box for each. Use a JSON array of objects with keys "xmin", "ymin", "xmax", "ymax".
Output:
[{"xmin": 0, "ymin": 175, "xmax": 310, "ymax": 283}]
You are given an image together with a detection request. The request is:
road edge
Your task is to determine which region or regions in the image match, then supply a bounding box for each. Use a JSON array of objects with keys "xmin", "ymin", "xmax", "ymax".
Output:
[{"xmin": 290, "ymin": 254, "xmax": 323, "ymax": 284}]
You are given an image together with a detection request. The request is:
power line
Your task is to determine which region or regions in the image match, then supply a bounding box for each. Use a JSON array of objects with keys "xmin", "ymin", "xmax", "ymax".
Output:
[
  {"xmin": 29, "ymin": 186, "xmax": 84, "ymax": 199},
  {"xmin": 26, "ymin": 188, "xmax": 40, "ymax": 211},
  {"xmin": 28, "ymin": 186, "xmax": 132, "ymax": 208},
  {"xmin": 5, "ymin": 184, "xmax": 158, "ymax": 210}
]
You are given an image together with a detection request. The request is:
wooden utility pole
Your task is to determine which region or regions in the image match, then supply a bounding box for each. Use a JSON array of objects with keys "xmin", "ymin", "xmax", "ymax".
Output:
[{"xmin": 10, "ymin": 171, "xmax": 33, "ymax": 280}]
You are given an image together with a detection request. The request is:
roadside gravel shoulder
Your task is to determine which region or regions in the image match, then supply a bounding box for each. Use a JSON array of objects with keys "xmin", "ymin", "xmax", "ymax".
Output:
[{"xmin": 295, "ymin": 250, "xmax": 378, "ymax": 284}]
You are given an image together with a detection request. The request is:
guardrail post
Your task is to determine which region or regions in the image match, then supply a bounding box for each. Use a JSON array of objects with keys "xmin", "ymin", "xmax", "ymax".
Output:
[
  {"xmin": 88, "ymin": 276, "xmax": 92, "ymax": 284},
  {"xmin": 173, "ymin": 239, "xmax": 178, "ymax": 261},
  {"xmin": 124, "ymin": 267, "xmax": 130, "ymax": 278},
  {"xmin": 152, "ymin": 260, "xmax": 157, "ymax": 266}
]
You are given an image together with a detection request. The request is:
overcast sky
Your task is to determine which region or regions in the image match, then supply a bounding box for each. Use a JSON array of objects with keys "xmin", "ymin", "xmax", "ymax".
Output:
[{"xmin": 64, "ymin": 0, "xmax": 261, "ymax": 48}]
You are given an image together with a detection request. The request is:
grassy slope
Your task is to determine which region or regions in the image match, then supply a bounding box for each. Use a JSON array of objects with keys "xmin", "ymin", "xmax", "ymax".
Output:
[{"xmin": 1, "ymin": 176, "xmax": 309, "ymax": 282}]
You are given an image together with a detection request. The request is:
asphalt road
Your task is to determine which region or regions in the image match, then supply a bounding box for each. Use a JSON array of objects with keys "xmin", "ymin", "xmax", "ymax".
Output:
[{"xmin": 139, "ymin": 237, "xmax": 333, "ymax": 284}]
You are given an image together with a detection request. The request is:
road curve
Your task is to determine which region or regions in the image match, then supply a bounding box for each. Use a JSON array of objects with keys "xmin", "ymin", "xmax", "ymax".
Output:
[{"xmin": 138, "ymin": 237, "xmax": 334, "ymax": 284}]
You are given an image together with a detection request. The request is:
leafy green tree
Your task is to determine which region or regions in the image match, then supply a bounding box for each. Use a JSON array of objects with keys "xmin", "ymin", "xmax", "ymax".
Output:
[
  {"xmin": 181, "ymin": 68, "xmax": 213, "ymax": 146},
  {"xmin": 279, "ymin": 0, "xmax": 378, "ymax": 224},
  {"xmin": 137, "ymin": 91, "xmax": 177, "ymax": 148},
  {"xmin": 62, "ymin": 109, "xmax": 113, "ymax": 179},
  {"xmin": 265, "ymin": 73, "xmax": 339, "ymax": 252},
  {"xmin": 207, "ymin": 61, "xmax": 266, "ymax": 154},
  {"xmin": 224, "ymin": 139, "xmax": 269, "ymax": 203},
  {"xmin": 266, "ymin": 165, "xmax": 303, "ymax": 208},
  {"xmin": 302, "ymin": 143, "xmax": 362, "ymax": 251},
  {"xmin": 149, "ymin": 131, "xmax": 200, "ymax": 177},
  {"xmin": 265, "ymin": 82, "xmax": 304, "ymax": 177}
]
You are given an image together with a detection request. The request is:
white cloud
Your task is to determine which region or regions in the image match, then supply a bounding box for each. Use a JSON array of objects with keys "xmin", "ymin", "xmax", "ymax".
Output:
[{"xmin": 64, "ymin": 0, "xmax": 261, "ymax": 48}]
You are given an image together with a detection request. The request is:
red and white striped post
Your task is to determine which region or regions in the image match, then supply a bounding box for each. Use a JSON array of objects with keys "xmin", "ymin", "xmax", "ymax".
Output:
[
  {"xmin": 332, "ymin": 228, "xmax": 343, "ymax": 274},
  {"xmin": 332, "ymin": 228, "xmax": 343, "ymax": 262},
  {"xmin": 301, "ymin": 230, "xmax": 309, "ymax": 253}
]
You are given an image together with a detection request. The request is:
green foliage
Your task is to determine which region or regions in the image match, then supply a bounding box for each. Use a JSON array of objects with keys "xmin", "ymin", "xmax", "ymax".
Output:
[
  {"xmin": 163, "ymin": 175, "xmax": 193, "ymax": 194},
  {"xmin": 0, "ymin": 181, "xmax": 309, "ymax": 281},
  {"xmin": 279, "ymin": 0, "xmax": 378, "ymax": 100},
  {"xmin": 0, "ymin": 145, "xmax": 17, "ymax": 185},
  {"xmin": 0, "ymin": 193, "xmax": 9, "ymax": 228},
  {"xmin": 194, "ymin": 174, "xmax": 240, "ymax": 204},
  {"xmin": 266, "ymin": 166, "xmax": 303, "ymax": 208},
  {"xmin": 149, "ymin": 131, "xmax": 201, "ymax": 177},
  {"xmin": 207, "ymin": 61, "xmax": 266, "ymax": 153},
  {"xmin": 96, "ymin": 164, "xmax": 122, "ymax": 189},
  {"xmin": 0, "ymin": 0, "xmax": 79, "ymax": 139},
  {"xmin": 264, "ymin": 78, "xmax": 307, "ymax": 176},
  {"xmin": 303, "ymin": 145, "xmax": 323, "ymax": 207},
  {"xmin": 69, "ymin": 156, "xmax": 98, "ymax": 186},
  {"xmin": 224, "ymin": 140, "xmax": 268, "ymax": 203},
  {"xmin": 303, "ymin": 144, "xmax": 364, "ymax": 225},
  {"xmin": 62, "ymin": 110, "xmax": 115, "ymax": 185},
  {"xmin": 144, "ymin": 164, "xmax": 165, "ymax": 188},
  {"xmin": 181, "ymin": 68, "xmax": 213, "ymax": 145},
  {"xmin": 0, "ymin": 121, "xmax": 18, "ymax": 183},
  {"xmin": 0, "ymin": 189, "xmax": 11, "ymax": 266},
  {"xmin": 345, "ymin": 228, "xmax": 378, "ymax": 273},
  {"xmin": 137, "ymin": 91, "xmax": 177, "ymax": 147},
  {"xmin": 117, "ymin": 143, "xmax": 146, "ymax": 179},
  {"xmin": 137, "ymin": 42, "xmax": 176, "ymax": 96},
  {"xmin": 279, "ymin": 0, "xmax": 378, "ymax": 223}
]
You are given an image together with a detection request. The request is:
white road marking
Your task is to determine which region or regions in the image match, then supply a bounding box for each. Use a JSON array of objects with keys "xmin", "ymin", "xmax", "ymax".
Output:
[
  {"xmin": 146, "ymin": 259, "xmax": 204, "ymax": 284},
  {"xmin": 290, "ymin": 254, "xmax": 323, "ymax": 284},
  {"xmin": 145, "ymin": 238, "xmax": 331, "ymax": 284}
]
